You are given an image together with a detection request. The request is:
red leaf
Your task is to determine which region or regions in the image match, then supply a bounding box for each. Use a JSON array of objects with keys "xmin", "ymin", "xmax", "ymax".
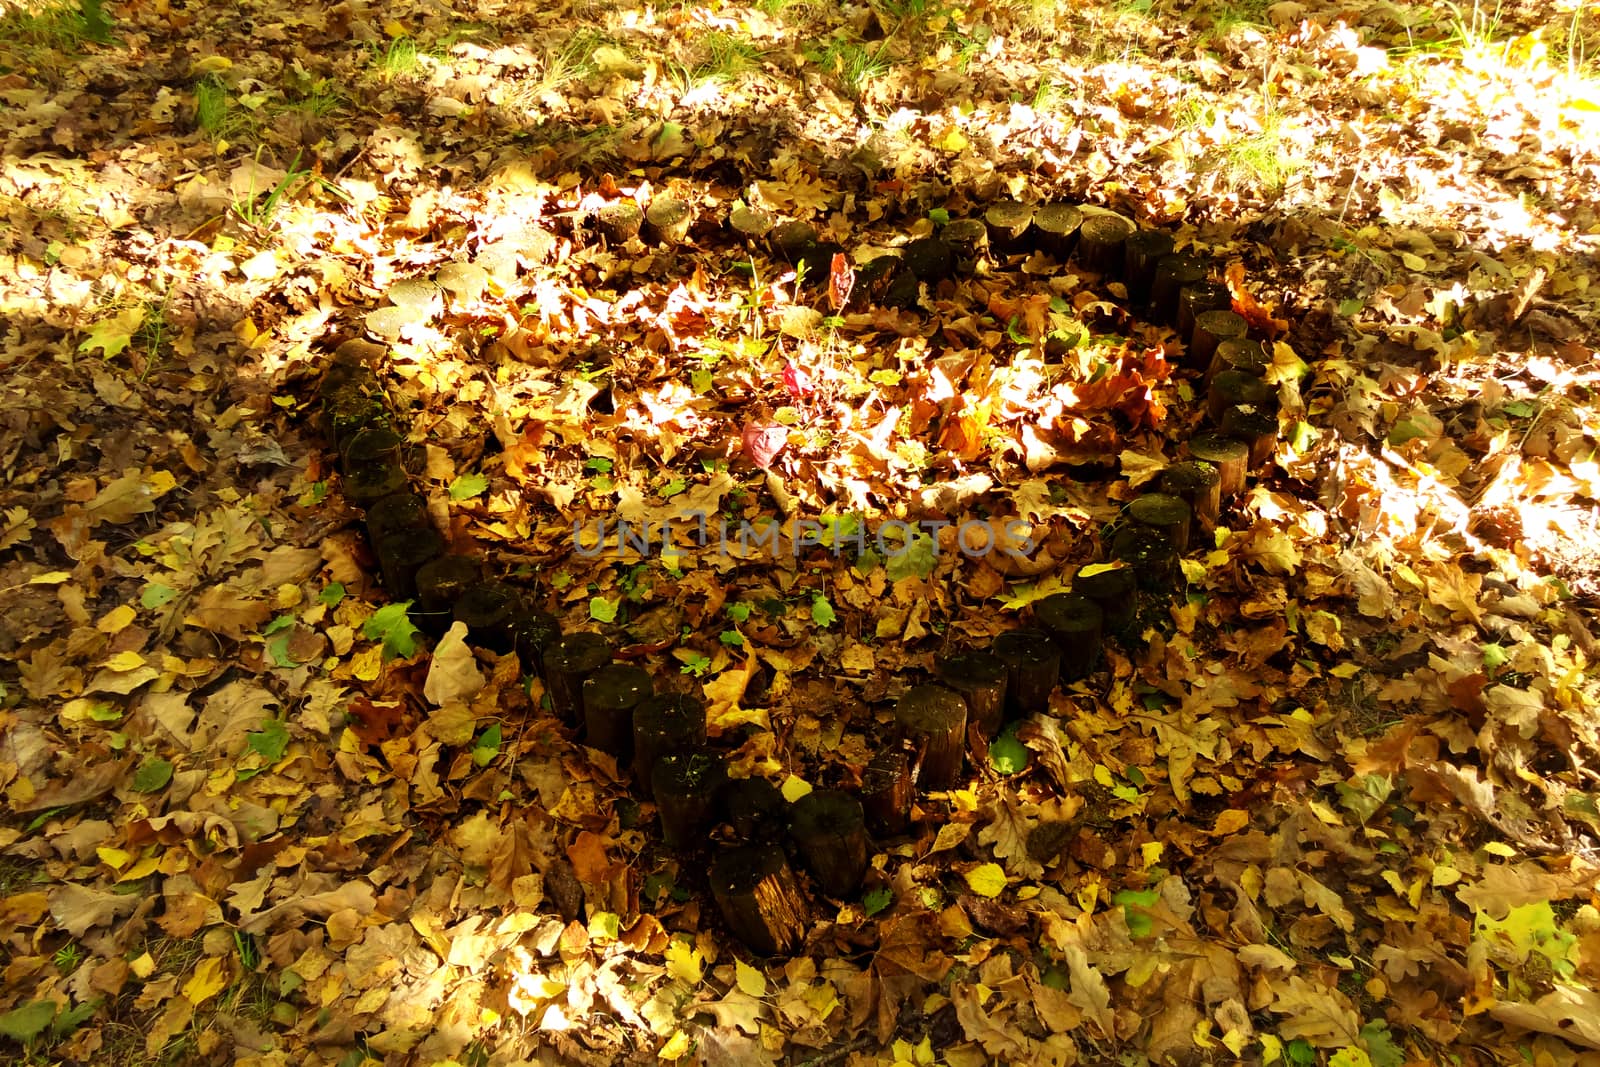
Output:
[
  {"xmin": 742, "ymin": 421, "xmax": 788, "ymax": 470},
  {"xmin": 828, "ymin": 252, "xmax": 855, "ymax": 312},
  {"xmin": 782, "ymin": 360, "xmax": 814, "ymax": 398}
]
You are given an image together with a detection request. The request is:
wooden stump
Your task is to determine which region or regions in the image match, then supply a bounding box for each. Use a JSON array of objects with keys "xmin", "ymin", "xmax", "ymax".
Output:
[
  {"xmin": 1186, "ymin": 432, "xmax": 1250, "ymax": 499},
  {"xmin": 794, "ymin": 241, "xmax": 846, "ymax": 288},
  {"xmin": 375, "ymin": 527, "xmax": 445, "ymax": 600},
  {"xmin": 1123, "ymin": 229, "xmax": 1176, "ymax": 305},
  {"xmin": 414, "ymin": 555, "xmax": 480, "ymax": 637},
  {"xmin": 730, "ymin": 203, "xmax": 774, "ymax": 241},
  {"xmin": 984, "ymin": 201, "xmax": 1034, "ymax": 255},
  {"xmin": 326, "ymin": 392, "xmax": 391, "ymax": 453},
  {"xmin": 894, "ymin": 684, "xmax": 968, "ymax": 790},
  {"xmin": 788, "ymin": 789, "xmax": 870, "ymax": 898},
  {"xmin": 1033, "ymin": 203, "xmax": 1082, "ymax": 259},
  {"xmin": 453, "ymin": 579, "xmax": 522, "ymax": 654},
  {"xmin": 644, "ymin": 196, "xmax": 694, "ymax": 245},
  {"xmin": 1076, "ymin": 214, "xmax": 1134, "ymax": 276},
  {"xmin": 710, "ymin": 845, "xmax": 808, "ymax": 956},
  {"xmin": 942, "ymin": 218, "xmax": 989, "ymax": 265},
  {"xmin": 990, "ymin": 629, "xmax": 1061, "ymax": 718},
  {"xmin": 341, "ymin": 426, "xmax": 403, "ymax": 473},
  {"xmin": 633, "ymin": 692, "xmax": 706, "ymax": 786},
  {"xmin": 1207, "ymin": 369, "xmax": 1274, "ymax": 423},
  {"xmin": 904, "ymin": 236, "xmax": 954, "ymax": 281},
  {"xmin": 364, "ymin": 491, "xmax": 430, "ymax": 544},
  {"xmin": 1178, "ymin": 281, "xmax": 1233, "ymax": 344},
  {"xmin": 1160, "ymin": 460, "xmax": 1222, "ymax": 532},
  {"xmin": 582, "ymin": 663, "xmax": 653, "ymax": 762},
  {"xmin": 1190, "ymin": 309, "xmax": 1248, "ymax": 373},
  {"xmin": 770, "ymin": 220, "xmax": 818, "ymax": 260},
  {"xmin": 544, "ymin": 632, "xmax": 614, "ymax": 721},
  {"xmin": 1073, "ymin": 563, "xmax": 1139, "ymax": 638},
  {"xmin": 1033, "ymin": 593, "xmax": 1104, "ymax": 682},
  {"xmin": 511, "ymin": 610, "xmax": 561, "ymax": 680},
  {"xmin": 1108, "ymin": 524, "xmax": 1180, "ymax": 594},
  {"xmin": 652, "ymin": 748, "xmax": 728, "ymax": 849},
  {"xmin": 936, "ymin": 650, "xmax": 1008, "ymax": 740},
  {"xmin": 596, "ymin": 199, "xmax": 643, "ymax": 244},
  {"xmin": 721, "ymin": 776, "xmax": 785, "ymax": 843},
  {"xmin": 1150, "ymin": 255, "xmax": 1206, "ymax": 327},
  {"xmin": 345, "ymin": 460, "xmax": 409, "ymax": 506},
  {"xmin": 1127, "ymin": 493, "xmax": 1194, "ymax": 552},
  {"xmin": 1207, "ymin": 336, "xmax": 1269, "ymax": 387},
  {"xmin": 861, "ymin": 745, "xmax": 914, "ymax": 836},
  {"xmin": 1221, "ymin": 405, "xmax": 1279, "ymax": 469}
]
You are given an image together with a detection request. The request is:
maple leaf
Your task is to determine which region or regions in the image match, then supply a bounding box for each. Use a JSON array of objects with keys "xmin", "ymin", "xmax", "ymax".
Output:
[
  {"xmin": 77, "ymin": 306, "xmax": 145, "ymax": 358},
  {"xmin": 364, "ymin": 602, "xmax": 421, "ymax": 659}
]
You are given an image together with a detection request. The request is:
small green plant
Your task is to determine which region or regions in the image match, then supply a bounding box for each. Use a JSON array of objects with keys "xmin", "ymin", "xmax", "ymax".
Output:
[
  {"xmin": 0, "ymin": 0, "xmax": 113, "ymax": 51},
  {"xmin": 134, "ymin": 289, "xmax": 173, "ymax": 382},
  {"xmin": 807, "ymin": 37, "xmax": 894, "ymax": 98},
  {"xmin": 375, "ymin": 35, "xmax": 420, "ymax": 75},
  {"xmin": 52, "ymin": 942, "xmax": 83, "ymax": 974},
  {"xmin": 194, "ymin": 76, "xmax": 230, "ymax": 135},
  {"xmin": 232, "ymin": 149, "xmax": 309, "ymax": 231}
]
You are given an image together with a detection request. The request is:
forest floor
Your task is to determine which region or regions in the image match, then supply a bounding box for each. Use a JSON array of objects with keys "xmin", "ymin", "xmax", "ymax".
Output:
[{"xmin": 4, "ymin": 0, "xmax": 1600, "ymax": 1063}]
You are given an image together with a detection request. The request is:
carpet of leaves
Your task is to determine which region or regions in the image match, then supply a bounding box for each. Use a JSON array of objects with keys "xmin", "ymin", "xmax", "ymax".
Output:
[{"xmin": 4, "ymin": 0, "xmax": 1600, "ymax": 1063}]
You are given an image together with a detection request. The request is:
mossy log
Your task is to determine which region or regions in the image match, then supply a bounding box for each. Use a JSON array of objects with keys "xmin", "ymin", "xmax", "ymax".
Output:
[
  {"xmin": 984, "ymin": 200, "xmax": 1034, "ymax": 255},
  {"xmin": 1190, "ymin": 309, "xmax": 1248, "ymax": 373},
  {"xmin": 720, "ymin": 776, "xmax": 786, "ymax": 843},
  {"xmin": 512, "ymin": 610, "xmax": 561, "ymax": 680},
  {"xmin": 936, "ymin": 649, "xmax": 1008, "ymax": 740},
  {"xmin": 1033, "ymin": 203, "xmax": 1082, "ymax": 259},
  {"xmin": 942, "ymin": 218, "xmax": 989, "ymax": 264},
  {"xmin": 788, "ymin": 789, "xmax": 870, "ymax": 898},
  {"xmin": 414, "ymin": 555, "xmax": 479, "ymax": 636},
  {"xmin": 894, "ymin": 684, "xmax": 968, "ymax": 790},
  {"xmin": 364, "ymin": 491, "xmax": 430, "ymax": 545},
  {"xmin": 991, "ymin": 629, "xmax": 1061, "ymax": 718},
  {"xmin": 596, "ymin": 199, "xmax": 643, "ymax": 244},
  {"xmin": 1207, "ymin": 369, "xmax": 1274, "ymax": 423},
  {"xmin": 1178, "ymin": 281, "xmax": 1233, "ymax": 344},
  {"xmin": 344, "ymin": 459, "xmax": 409, "ymax": 506},
  {"xmin": 341, "ymin": 426, "xmax": 403, "ymax": 473},
  {"xmin": 1221, "ymin": 405, "xmax": 1279, "ymax": 470},
  {"xmin": 452, "ymin": 579, "xmax": 521, "ymax": 654},
  {"xmin": 1160, "ymin": 460, "xmax": 1222, "ymax": 531},
  {"xmin": 1127, "ymin": 492, "xmax": 1194, "ymax": 553},
  {"xmin": 644, "ymin": 196, "xmax": 694, "ymax": 245},
  {"xmin": 861, "ymin": 746, "xmax": 914, "ymax": 836},
  {"xmin": 652, "ymin": 748, "xmax": 728, "ymax": 849},
  {"xmin": 1186, "ymin": 432, "xmax": 1250, "ymax": 499},
  {"xmin": 1150, "ymin": 255, "xmax": 1206, "ymax": 327},
  {"xmin": 1207, "ymin": 337, "xmax": 1269, "ymax": 387},
  {"xmin": 1123, "ymin": 229, "xmax": 1176, "ymax": 305},
  {"xmin": 1108, "ymin": 524, "xmax": 1180, "ymax": 594},
  {"xmin": 633, "ymin": 692, "xmax": 707, "ymax": 786},
  {"xmin": 1073, "ymin": 563, "xmax": 1139, "ymax": 637},
  {"xmin": 710, "ymin": 845, "xmax": 808, "ymax": 956},
  {"xmin": 326, "ymin": 392, "xmax": 391, "ymax": 453},
  {"xmin": 543, "ymin": 632, "xmax": 614, "ymax": 721},
  {"xmin": 582, "ymin": 663, "xmax": 653, "ymax": 762},
  {"xmin": 1076, "ymin": 214, "xmax": 1135, "ymax": 276},
  {"xmin": 375, "ymin": 526, "xmax": 446, "ymax": 600},
  {"xmin": 1033, "ymin": 593, "xmax": 1104, "ymax": 682},
  {"xmin": 903, "ymin": 236, "xmax": 954, "ymax": 281}
]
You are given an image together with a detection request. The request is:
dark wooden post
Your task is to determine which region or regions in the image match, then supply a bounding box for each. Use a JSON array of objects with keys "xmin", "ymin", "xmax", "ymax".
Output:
[
  {"xmin": 788, "ymin": 790, "xmax": 870, "ymax": 898},
  {"xmin": 511, "ymin": 610, "xmax": 561, "ymax": 681},
  {"xmin": 1207, "ymin": 370, "xmax": 1274, "ymax": 423},
  {"xmin": 414, "ymin": 555, "xmax": 480, "ymax": 637},
  {"xmin": 364, "ymin": 491, "xmax": 430, "ymax": 545},
  {"xmin": 1076, "ymin": 214, "xmax": 1134, "ymax": 276},
  {"xmin": 1150, "ymin": 255, "xmax": 1206, "ymax": 327},
  {"xmin": 543, "ymin": 632, "xmax": 614, "ymax": 721},
  {"xmin": 644, "ymin": 197, "xmax": 693, "ymax": 245},
  {"xmin": 341, "ymin": 427, "xmax": 403, "ymax": 473},
  {"xmin": 1108, "ymin": 524, "xmax": 1179, "ymax": 594},
  {"xmin": 904, "ymin": 236, "xmax": 955, "ymax": 281},
  {"xmin": 633, "ymin": 692, "xmax": 706, "ymax": 786},
  {"xmin": 1160, "ymin": 461, "xmax": 1222, "ymax": 532},
  {"xmin": 942, "ymin": 218, "xmax": 989, "ymax": 267},
  {"xmin": 1221, "ymin": 405, "xmax": 1279, "ymax": 469},
  {"xmin": 596, "ymin": 199, "xmax": 643, "ymax": 244},
  {"xmin": 894, "ymin": 685, "xmax": 968, "ymax": 790},
  {"xmin": 1033, "ymin": 593, "xmax": 1104, "ymax": 682},
  {"xmin": 861, "ymin": 745, "xmax": 914, "ymax": 836},
  {"xmin": 1206, "ymin": 336, "xmax": 1269, "ymax": 387},
  {"xmin": 936, "ymin": 650, "xmax": 1009, "ymax": 740},
  {"xmin": 991, "ymin": 630, "xmax": 1061, "ymax": 718},
  {"xmin": 1190, "ymin": 309, "xmax": 1248, "ymax": 373},
  {"xmin": 345, "ymin": 461, "xmax": 410, "ymax": 506},
  {"xmin": 1033, "ymin": 203, "xmax": 1082, "ymax": 259},
  {"xmin": 1073, "ymin": 563, "xmax": 1139, "ymax": 638},
  {"xmin": 582, "ymin": 663, "xmax": 653, "ymax": 762},
  {"xmin": 375, "ymin": 527, "xmax": 445, "ymax": 600},
  {"xmin": 1186, "ymin": 432, "xmax": 1250, "ymax": 499},
  {"xmin": 1123, "ymin": 229, "xmax": 1176, "ymax": 305},
  {"xmin": 652, "ymin": 748, "xmax": 728, "ymax": 849},
  {"xmin": 720, "ymin": 776, "xmax": 785, "ymax": 843},
  {"xmin": 1177, "ymin": 281, "xmax": 1233, "ymax": 344},
  {"xmin": 1127, "ymin": 493, "xmax": 1194, "ymax": 552},
  {"xmin": 453, "ymin": 579, "xmax": 522, "ymax": 654},
  {"xmin": 984, "ymin": 201, "xmax": 1035, "ymax": 255},
  {"xmin": 710, "ymin": 845, "xmax": 808, "ymax": 956}
]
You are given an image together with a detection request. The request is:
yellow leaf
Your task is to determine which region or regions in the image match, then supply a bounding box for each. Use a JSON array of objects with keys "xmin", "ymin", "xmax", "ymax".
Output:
[
  {"xmin": 351, "ymin": 644, "xmax": 383, "ymax": 682},
  {"xmin": 97, "ymin": 846, "xmax": 133, "ymax": 869},
  {"xmin": 940, "ymin": 127, "xmax": 969, "ymax": 153},
  {"xmin": 664, "ymin": 937, "xmax": 703, "ymax": 985},
  {"xmin": 1210, "ymin": 809, "xmax": 1250, "ymax": 836},
  {"xmin": 107, "ymin": 651, "xmax": 147, "ymax": 672},
  {"xmin": 117, "ymin": 855, "xmax": 161, "ymax": 883},
  {"xmin": 146, "ymin": 470, "xmax": 178, "ymax": 497},
  {"xmin": 98, "ymin": 605, "xmax": 137, "ymax": 634},
  {"xmin": 383, "ymin": 19, "xmax": 407, "ymax": 37},
  {"xmin": 963, "ymin": 862, "xmax": 1007, "ymax": 898},
  {"xmin": 78, "ymin": 307, "xmax": 146, "ymax": 359},
  {"xmin": 1329, "ymin": 663, "xmax": 1361, "ymax": 679},
  {"xmin": 130, "ymin": 952, "xmax": 156, "ymax": 978},
  {"xmin": 658, "ymin": 1030, "xmax": 692, "ymax": 1061},
  {"xmin": 734, "ymin": 959, "xmax": 766, "ymax": 997},
  {"xmin": 192, "ymin": 56, "xmax": 232, "ymax": 75},
  {"xmin": 182, "ymin": 955, "xmax": 230, "ymax": 1007},
  {"xmin": 779, "ymin": 775, "xmax": 812, "ymax": 802},
  {"xmin": 29, "ymin": 571, "xmax": 72, "ymax": 585}
]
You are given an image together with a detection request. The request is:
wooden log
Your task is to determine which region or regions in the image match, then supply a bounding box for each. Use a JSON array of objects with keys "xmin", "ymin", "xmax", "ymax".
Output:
[
  {"xmin": 729, "ymin": 203, "xmax": 774, "ymax": 241},
  {"xmin": 1186, "ymin": 432, "xmax": 1250, "ymax": 499},
  {"xmin": 453, "ymin": 579, "xmax": 523, "ymax": 655},
  {"xmin": 1207, "ymin": 369, "xmax": 1274, "ymax": 423},
  {"xmin": 1178, "ymin": 281, "xmax": 1233, "ymax": 344},
  {"xmin": 543, "ymin": 632, "xmax": 614, "ymax": 721},
  {"xmin": 936, "ymin": 650, "xmax": 1008, "ymax": 740},
  {"xmin": 720, "ymin": 776, "xmax": 785, "ymax": 843},
  {"xmin": 1033, "ymin": 593, "xmax": 1104, "ymax": 682},
  {"xmin": 1221, "ymin": 404, "xmax": 1279, "ymax": 470},
  {"xmin": 1075, "ymin": 214, "xmax": 1134, "ymax": 276},
  {"xmin": 644, "ymin": 196, "xmax": 694, "ymax": 245},
  {"xmin": 1189, "ymin": 309, "xmax": 1248, "ymax": 374},
  {"xmin": 375, "ymin": 526, "xmax": 446, "ymax": 601},
  {"xmin": 990, "ymin": 629, "xmax": 1061, "ymax": 718},
  {"xmin": 511, "ymin": 610, "xmax": 561, "ymax": 680},
  {"xmin": 340, "ymin": 426, "xmax": 403, "ymax": 474},
  {"xmin": 893, "ymin": 684, "xmax": 967, "ymax": 790},
  {"xmin": 788, "ymin": 789, "xmax": 870, "ymax": 898},
  {"xmin": 1160, "ymin": 460, "xmax": 1222, "ymax": 532},
  {"xmin": 364, "ymin": 490, "xmax": 429, "ymax": 544},
  {"xmin": 596, "ymin": 199, "xmax": 643, "ymax": 244},
  {"xmin": 326, "ymin": 392, "xmax": 391, "ymax": 453},
  {"xmin": 942, "ymin": 218, "xmax": 989, "ymax": 268},
  {"xmin": 1033, "ymin": 203, "xmax": 1082, "ymax": 259},
  {"xmin": 1150, "ymin": 255, "xmax": 1206, "ymax": 327},
  {"xmin": 1108, "ymin": 524, "xmax": 1180, "ymax": 594},
  {"xmin": 345, "ymin": 459, "xmax": 409, "ymax": 506},
  {"xmin": 652, "ymin": 748, "xmax": 728, "ymax": 850},
  {"xmin": 1206, "ymin": 336, "xmax": 1269, "ymax": 388},
  {"xmin": 710, "ymin": 844, "xmax": 808, "ymax": 956},
  {"xmin": 984, "ymin": 200, "xmax": 1034, "ymax": 255},
  {"xmin": 903, "ymin": 236, "xmax": 954, "ymax": 281},
  {"xmin": 769, "ymin": 220, "xmax": 818, "ymax": 260},
  {"xmin": 1123, "ymin": 229, "xmax": 1176, "ymax": 305},
  {"xmin": 582, "ymin": 663, "xmax": 653, "ymax": 762},
  {"xmin": 414, "ymin": 555, "xmax": 479, "ymax": 637},
  {"xmin": 1127, "ymin": 492, "xmax": 1193, "ymax": 552},
  {"xmin": 860, "ymin": 745, "xmax": 914, "ymax": 836},
  {"xmin": 1073, "ymin": 563, "xmax": 1138, "ymax": 637},
  {"xmin": 633, "ymin": 692, "xmax": 706, "ymax": 786}
]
